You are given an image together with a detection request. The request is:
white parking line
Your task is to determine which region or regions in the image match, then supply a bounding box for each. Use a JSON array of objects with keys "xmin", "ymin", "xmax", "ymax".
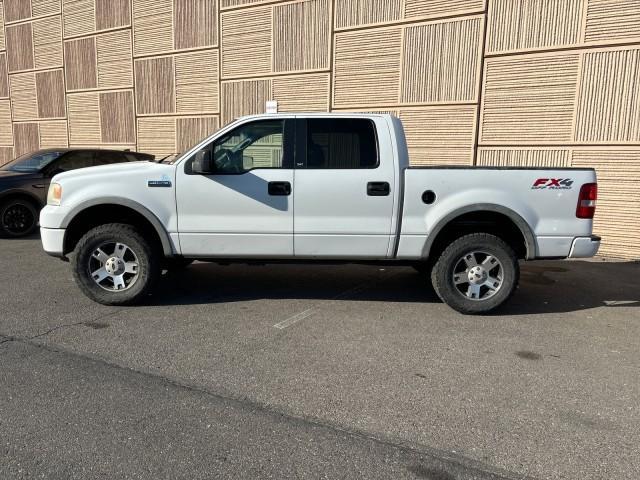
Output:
[{"xmin": 273, "ymin": 271, "xmax": 397, "ymax": 330}]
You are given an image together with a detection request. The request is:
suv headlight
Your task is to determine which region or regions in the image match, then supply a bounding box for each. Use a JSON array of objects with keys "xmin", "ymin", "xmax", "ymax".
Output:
[{"xmin": 47, "ymin": 183, "xmax": 62, "ymax": 205}]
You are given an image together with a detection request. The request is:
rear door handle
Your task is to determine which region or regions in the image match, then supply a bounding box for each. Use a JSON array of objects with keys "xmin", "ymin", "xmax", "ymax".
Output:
[
  {"xmin": 367, "ymin": 181, "xmax": 390, "ymax": 196},
  {"xmin": 268, "ymin": 181, "xmax": 291, "ymax": 196}
]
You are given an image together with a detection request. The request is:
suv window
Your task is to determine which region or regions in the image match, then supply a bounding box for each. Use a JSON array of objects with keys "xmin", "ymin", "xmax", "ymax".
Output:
[
  {"xmin": 1, "ymin": 151, "xmax": 64, "ymax": 172},
  {"xmin": 125, "ymin": 152, "xmax": 154, "ymax": 162},
  {"xmin": 305, "ymin": 119, "xmax": 378, "ymax": 169},
  {"xmin": 53, "ymin": 151, "xmax": 95, "ymax": 172},
  {"xmin": 193, "ymin": 120, "xmax": 286, "ymax": 174},
  {"xmin": 96, "ymin": 151, "xmax": 126, "ymax": 165}
]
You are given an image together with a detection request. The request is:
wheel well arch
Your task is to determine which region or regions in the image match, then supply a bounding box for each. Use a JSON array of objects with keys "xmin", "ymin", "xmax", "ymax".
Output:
[
  {"xmin": 62, "ymin": 202, "xmax": 173, "ymax": 256},
  {"xmin": 424, "ymin": 206, "xmax": 536, "ymax": 261},
  {"xmin": 0, "ymin": 190, "xmax": 43, "ymax": 209}
]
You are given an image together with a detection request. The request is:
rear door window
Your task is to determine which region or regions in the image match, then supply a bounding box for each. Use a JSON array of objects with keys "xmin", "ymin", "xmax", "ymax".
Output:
[{"xmin": 303, "ymin": 118, "xmax": 378, "ymax": 169}]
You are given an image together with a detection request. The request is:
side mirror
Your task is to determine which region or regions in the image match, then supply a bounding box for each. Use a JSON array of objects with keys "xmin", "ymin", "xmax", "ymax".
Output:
[{"xmin": 192, "ymin": 149, "xmax": 213, "ymax": 174}]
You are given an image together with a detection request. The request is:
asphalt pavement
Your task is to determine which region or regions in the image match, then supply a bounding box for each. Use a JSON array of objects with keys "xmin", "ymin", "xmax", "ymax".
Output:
[{"xmin": 1, "ymin": 235, "xmax": 639, "ymax": 479}]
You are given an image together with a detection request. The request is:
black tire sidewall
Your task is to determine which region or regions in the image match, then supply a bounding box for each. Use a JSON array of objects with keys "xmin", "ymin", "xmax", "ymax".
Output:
[
  {"xmin": 0, "ymin": 198, "xmax": 38, "ymax": 237},
  {"xmin": 432, "ymin": 234, "xmax": 519, "ymax": 314},
  {"xmin": 72, "ymin": 224, "xmax": 158, "ymax": 305}
]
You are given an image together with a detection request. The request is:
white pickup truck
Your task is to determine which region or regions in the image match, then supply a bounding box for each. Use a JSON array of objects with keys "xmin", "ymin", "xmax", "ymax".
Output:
[{"xmin": 40, "ymin": 114, "xmax": 599, "ymax": 314}]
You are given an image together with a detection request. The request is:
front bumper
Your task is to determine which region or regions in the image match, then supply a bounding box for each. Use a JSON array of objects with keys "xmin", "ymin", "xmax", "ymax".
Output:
[
  {"xmin": 568, "ymin": 235, "xmax": 601, "ymax": 258},
  {"xmin": 40, "ymin": 227, "xmax": 66, "ymax": 258}
]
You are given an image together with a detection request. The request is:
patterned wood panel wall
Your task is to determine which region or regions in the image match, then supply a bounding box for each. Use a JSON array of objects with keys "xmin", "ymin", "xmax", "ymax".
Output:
[
  {"xmin": 400, "ymin": 106, "xmax": 477, "ymax": 166},
  {"xmin": 0, "ymin": 0, "xmax": 637, "ymax": 257},
  {"xmin": 480, "ymin": 52, "xmax": 581, "ymax": 144},
  {"xmin": 584, "ymin": 0, "xmax": 640, "ymax": 44},
  {"xmin": 137, "ymin": 115, "xmax": 219, "ymax": 156},
  {"xmin": 0, "ymin": 5, "xmax": 5, "ymax": 51},
  {"xmin": 333, "ymin": 26, "xmax": 402, "ymax": 107},
  {"xmin": 0, "ymin": 53, "xmax": 9, "ymax": 97},
  {"xmin": 477, "ymin": 148, "xmax": 572, "ymax": 167},
  {"xmin": 67, "ymin": 89, "xmax": 135, "ymax": 146},
  {"xmin": 334, "ymin": 15, "xmax": 484, "ymax": 108},
  {"xmin": 13, "ymin": 119, "xmax": 68, "ymax": 155},
  {"xmin": 0, "ymin": 99, "xmax": 12, "ymax": 144},
  {"xmin": 134, "ymin": 48, "xmax": 219, "ymax": 116},
  {"xmin": 571, "ymin": 149, "xmax": 640, "ymax": 259},
  {"xmin": 334, "ymin": 0, "xmax": 485, "ymax": 30},
  {"xmin": 132, "ymin": 0, "xmax": 218, "ymax": 57},
  {"xmin": 575, "ymin": 47, "xmax": 640, "ymax": 143},
  {"xmin": 486, "ymin": 0, "xmax": 584, "ymax": 54},
  {"xmin": 4, "ymin": 0, "xmax": 61, "ymax": 24}
]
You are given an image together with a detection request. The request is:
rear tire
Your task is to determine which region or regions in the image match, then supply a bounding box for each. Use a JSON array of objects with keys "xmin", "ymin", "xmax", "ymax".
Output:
[
  {"xmin": 0, "ymin": 198, "xmax": 38, "ymax": 237},
  {"xmin": 431, "ymin": 233, "xmax": 519, "ymax": 314},
  {"xmin": 72, "ymin": 223, "xmax": 160, "ymax": 305}
]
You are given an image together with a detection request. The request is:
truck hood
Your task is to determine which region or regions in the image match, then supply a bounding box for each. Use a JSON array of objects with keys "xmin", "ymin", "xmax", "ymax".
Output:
[{"xmin": 52, "ymin": 161, "xmax": 172, "ymax": 183}]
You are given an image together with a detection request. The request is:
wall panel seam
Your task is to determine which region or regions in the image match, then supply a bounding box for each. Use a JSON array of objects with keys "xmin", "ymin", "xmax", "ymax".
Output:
[
  {"xmin": 473, "ymin": 4, "xmax": 489, "ymax": 166},
  {"xmin": 63, "ymin": 25, "xmax": 131, "ymax": 41},
  {"xmin": 222, "ymin": 67, "xmax": 331, "ymax": 82},
  {"xmin": 333, "ymin": 9, "xmax": 487, "ymax": 34},
  {"xmin": 571, "ymin": 51, "xmax": 586, "ymax": 143},
  {"xmin": 220, "ymin": 0, "xmax": 299, "ymax": 12},
  {"xmin": 330, "ymin": 16, "xmax": 336, "ymax": 109},
  {"xmin": 486, "ymin": 39, "xmax": 640, "ymax": 59},
  {"xmin": 60, "ymin": 2, "xmax": 71, "ymax": 148},
  {"xmin": 480, "ymin": 143, "xmax": 640, "ymax": 148},
  {"xmin": 133, "ymin": 44, "xmax": 221, "ymax": 61},
  {"xmin": 4, "ymin": 11, "xmax": 59, "ymax": 27}
]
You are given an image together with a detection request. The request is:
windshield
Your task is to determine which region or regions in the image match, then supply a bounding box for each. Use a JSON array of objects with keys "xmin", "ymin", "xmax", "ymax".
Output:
[{"xmin": 0, "ymin": 151, "xmax": 65, "ymax": 173}]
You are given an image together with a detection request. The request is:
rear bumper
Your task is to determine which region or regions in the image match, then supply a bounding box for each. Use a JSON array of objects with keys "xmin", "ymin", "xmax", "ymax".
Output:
[
  {"xmin": 568, "ymin": 235, "xmax": 601, "ymax": 258},
  {"xmin": 40, "ymin": 227, "xmax": 66, "ymax": 258}
]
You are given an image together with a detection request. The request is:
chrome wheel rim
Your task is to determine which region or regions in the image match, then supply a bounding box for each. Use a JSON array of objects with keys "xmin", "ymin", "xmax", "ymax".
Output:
[
  {"xmin": 452, "ymin": 251, "xmax": 503, "ymax": 301},
  {"xmin": 88, "ymin": 242, "xmax": 140, "ymax": 292},
  {"xmin": 2, "ymin": 203, "xmax": 34, "ymax": 235}
]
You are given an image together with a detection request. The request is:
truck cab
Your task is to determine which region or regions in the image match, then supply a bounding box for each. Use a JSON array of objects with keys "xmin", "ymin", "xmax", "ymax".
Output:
[{"xmin": 177, "ymin": 114, "xmax": 402, "ymax": 259}]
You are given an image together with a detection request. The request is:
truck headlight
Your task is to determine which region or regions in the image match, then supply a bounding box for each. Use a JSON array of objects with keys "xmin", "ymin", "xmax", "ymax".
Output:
[{"xmin": 47, "ymin": 183, "xmax": 62, "ymax": 205}]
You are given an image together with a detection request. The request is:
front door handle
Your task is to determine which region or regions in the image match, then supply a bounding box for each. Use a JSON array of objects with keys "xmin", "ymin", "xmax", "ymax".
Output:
[
  {"xmin": 268, "ymin": 181, "xmax": 291, "ymax": 196},
  {"xmin": 367, "ymin": 182, "xmax": 390, "ymax": 196},
  {"xmin": 32, "ymin": 184, "xmax": 46, "ymax": 189}
]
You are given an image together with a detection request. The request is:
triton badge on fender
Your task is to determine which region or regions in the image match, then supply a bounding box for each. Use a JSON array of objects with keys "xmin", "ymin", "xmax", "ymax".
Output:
[{"xmin": 148, "ymin": 175, "xmax": 172, "ymax": 188}]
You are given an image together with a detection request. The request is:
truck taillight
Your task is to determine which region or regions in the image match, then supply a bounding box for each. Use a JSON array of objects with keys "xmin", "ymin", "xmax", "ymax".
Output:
[{"xmin": 576, "ymin": 183, "xmax": 597, "ymax": 219}]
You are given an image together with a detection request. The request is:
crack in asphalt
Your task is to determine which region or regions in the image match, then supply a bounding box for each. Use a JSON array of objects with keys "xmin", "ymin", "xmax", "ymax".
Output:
[
  {"xmin": 0, "ymin": 308, "xmax": 123, "ymax": 349},
  {"xmin": 2, "ymin": 335, "xmax": 539, "ymax": 480}
]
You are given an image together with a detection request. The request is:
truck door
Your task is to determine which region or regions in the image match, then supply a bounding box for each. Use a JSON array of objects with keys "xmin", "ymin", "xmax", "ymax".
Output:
[
  {"xmin": 293, "ymin": 117, "xmax": 396, "ymax": 258},
  {"xmin": 176, "ymin": 118, "xmax": 295, "ymax": 257}
]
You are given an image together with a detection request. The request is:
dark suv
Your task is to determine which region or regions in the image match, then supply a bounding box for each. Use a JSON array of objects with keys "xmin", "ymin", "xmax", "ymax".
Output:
[{"xmin": 0, "ymin": 149, "xmax": 155, "ymax": 237}]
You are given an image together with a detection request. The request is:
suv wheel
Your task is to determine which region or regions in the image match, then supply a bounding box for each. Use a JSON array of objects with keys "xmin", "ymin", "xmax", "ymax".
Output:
[
  {"xmin": 431, "ymin": 233, "xmax": 519, "ymax": 314},
  {"xmin": 72, "ymin": 223, "xmax": 160, "ymax": 305},
  {"xmin": 0, "ymin": 198, "xmax": 38, "ymax": 237}
]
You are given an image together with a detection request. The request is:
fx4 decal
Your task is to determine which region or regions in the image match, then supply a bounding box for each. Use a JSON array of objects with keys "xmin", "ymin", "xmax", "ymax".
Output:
[{"xmin": 532, "ymin": 178, "xmax": 573, "ymax": 190}]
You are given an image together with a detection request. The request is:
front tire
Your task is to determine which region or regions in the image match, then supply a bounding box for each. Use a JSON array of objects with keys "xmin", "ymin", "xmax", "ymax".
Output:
[
  {"xmin": 0, "ymin": 198, "xmax": 38, "ymax": 237},
  {"xmin": 72, "ymin": 223, "xmax": 160, "ymax": 305},
  {"xmin": 431, "ymin": 233, "xmax": 519, "ymax": 314}
]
